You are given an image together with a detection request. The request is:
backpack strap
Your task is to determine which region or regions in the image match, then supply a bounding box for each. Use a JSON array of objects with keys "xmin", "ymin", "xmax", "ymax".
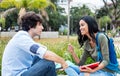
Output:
[
  {"xmin": 96, "ymin": 32, "xmax": 103, "ymax": 61},
  {"xmin": 96, "ymin": 32, "xmax": 109, "ymax": 61}
]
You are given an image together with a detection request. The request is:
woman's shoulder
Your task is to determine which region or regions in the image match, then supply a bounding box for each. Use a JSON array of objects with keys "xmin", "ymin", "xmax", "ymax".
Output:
[
  {"xmin": 98, "ymin": 33, "xmax": 107, "ymax": 40},
  {"xmin": 97, "ymin": 32, "xmax": 108, "ymax": 43}
]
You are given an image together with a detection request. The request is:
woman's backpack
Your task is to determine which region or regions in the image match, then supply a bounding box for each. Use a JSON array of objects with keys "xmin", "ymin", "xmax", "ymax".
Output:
[{"xmin": 96, "ymin": 32, "xmax": 120, "ymax": 73}]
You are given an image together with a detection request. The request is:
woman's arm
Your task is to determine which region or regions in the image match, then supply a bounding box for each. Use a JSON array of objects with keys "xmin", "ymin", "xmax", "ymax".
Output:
[
  {"xmin": 71, "ymin": 51, "xmax": 80, "ymax": 64},
  {"xmin": 68, "ymin": 44, "xmax": 80, "ymax": 64},
  {"xmin": 68, "ymin": 44, "xmax": 89, "ymax": 65},
  {"xmin": 97, "ymin": 34, "xmax": 109, "ymax": 67}
]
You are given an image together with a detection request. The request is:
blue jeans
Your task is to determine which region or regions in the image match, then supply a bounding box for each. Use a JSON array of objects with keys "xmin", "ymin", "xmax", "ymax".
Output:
[
  {"xmin": 21, "ymin": 56, "xmax": 56, "ymax": 76},
  {"xmin": 65, "ymin": 66, "xmax": 116, "ymax": 76},
  {"xmin": 65, "ymin": 61, "xmax": 116, "ymax": 76}
]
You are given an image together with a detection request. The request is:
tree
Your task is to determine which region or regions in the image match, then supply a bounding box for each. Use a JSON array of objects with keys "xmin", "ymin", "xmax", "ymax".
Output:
[
  {"xmin": 0, "ymin": 0, "xmax": 53, "ymax": 9},
  {"xmin": 0, "ymin": 0, "xmax": 55, "ymax": 31},
  {"xmin": 96, "ymin": 7, "xmax": 108, "ymax": 18},
  {"xmin": 101, "ymin": 0, "xmax": 120, "ymax": 29},
  {"xmin": 0, "ymin": 17, "xmax": 5, "ymax": 30},
  {"xmin": 99, "ymin": 16, "xmax": 111, "ymax": 30},
  {"xmin": 47, "ymin": 6, "xmax": 67, "ymax": 31}
]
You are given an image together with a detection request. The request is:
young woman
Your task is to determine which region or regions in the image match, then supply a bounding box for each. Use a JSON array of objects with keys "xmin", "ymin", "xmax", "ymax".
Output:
[{"xmin": 65, "ymin": 16, "xmax": 116, "ymax": 76}]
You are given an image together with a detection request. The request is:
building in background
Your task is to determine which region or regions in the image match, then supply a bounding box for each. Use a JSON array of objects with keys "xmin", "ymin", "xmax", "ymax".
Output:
[{"xmin": 56, "ymin": 0, "xmax": 69, "ymax": 14}]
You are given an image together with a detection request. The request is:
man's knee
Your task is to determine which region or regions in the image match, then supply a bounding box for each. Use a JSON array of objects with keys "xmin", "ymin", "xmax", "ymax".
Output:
[
  {"xmin": 43, "ymin": 59, "xmax": 55, "ymax": 69},
  {"xmin": 43, "ymin": 60, "xmax": 56, "ymax": 76}
]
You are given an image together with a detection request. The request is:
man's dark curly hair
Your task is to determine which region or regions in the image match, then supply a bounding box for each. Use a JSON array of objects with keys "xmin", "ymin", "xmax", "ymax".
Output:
[{"xmin": 21, "ymin": 11, "xmax": 42, "ymax": 31}]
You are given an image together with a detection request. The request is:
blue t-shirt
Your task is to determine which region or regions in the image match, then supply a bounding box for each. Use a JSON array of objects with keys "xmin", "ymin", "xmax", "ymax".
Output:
[{"xmin": 2, "ymin": 31, "xmax": 47, "ymax": 76}]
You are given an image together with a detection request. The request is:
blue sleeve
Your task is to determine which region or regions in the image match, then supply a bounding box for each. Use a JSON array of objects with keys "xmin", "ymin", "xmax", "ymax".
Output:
[{"xmin": 30, "ymin": 44, "xmax": 47, "ymax": 58}]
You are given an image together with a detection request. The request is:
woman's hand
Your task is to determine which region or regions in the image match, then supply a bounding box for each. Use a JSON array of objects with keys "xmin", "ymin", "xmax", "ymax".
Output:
[
  {"xmin": 68, "ymin": 44, "xmax": 74, "ymax": 54},
  {"xmin": 80, "ymin": 66, "xmax": 96, "ymax": 73}
]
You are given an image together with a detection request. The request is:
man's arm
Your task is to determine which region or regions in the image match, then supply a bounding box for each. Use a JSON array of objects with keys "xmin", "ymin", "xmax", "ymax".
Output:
[
  {"xmin": 29, "ymin": 43, "xmax": 68, "ymax": 69},
  {"xmin": 43, "ymin": 50, "xmax": 68, "ymax": 69}
]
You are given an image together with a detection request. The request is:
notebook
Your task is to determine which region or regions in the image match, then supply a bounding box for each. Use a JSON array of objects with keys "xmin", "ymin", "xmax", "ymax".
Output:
[{"xmin": 80, "ymin": 62, "xmax": 100, "ymax": 69}]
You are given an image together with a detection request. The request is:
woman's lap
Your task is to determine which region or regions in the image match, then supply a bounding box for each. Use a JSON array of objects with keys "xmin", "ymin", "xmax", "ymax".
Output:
[
  {"xmin": 89, "ymin": 70, "xmax": 115, "ymax": 76},
  {"xmin": 65, "ymin": 60, "xmax": 115, "ymax": 76}
]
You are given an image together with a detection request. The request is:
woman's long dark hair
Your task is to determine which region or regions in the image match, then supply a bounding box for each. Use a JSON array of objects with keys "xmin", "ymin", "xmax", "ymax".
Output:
[{"xmin": 77, "ymin": 16, "xmax": 100, "ymax": 47}]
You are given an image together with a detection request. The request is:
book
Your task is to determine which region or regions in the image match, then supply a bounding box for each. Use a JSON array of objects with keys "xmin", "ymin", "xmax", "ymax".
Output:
[{"xmin": 80, "ymin": 62, "xmax": 100, "ymax": 69}]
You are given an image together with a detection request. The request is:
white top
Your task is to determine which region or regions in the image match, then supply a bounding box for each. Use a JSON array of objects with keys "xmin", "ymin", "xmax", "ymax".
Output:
[{"xmin": 2, "ymin": 31, "xmax": 47, "ymax": 76}]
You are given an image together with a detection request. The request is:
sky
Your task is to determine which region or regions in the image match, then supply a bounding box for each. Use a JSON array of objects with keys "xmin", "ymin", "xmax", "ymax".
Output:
[
  {"xmin": 71, "ymin": 0, "xmax": 105, "ymax": 9},
  {"xmin": 61, "ymin": 0, "xmax": 112, "ymax": 13}
]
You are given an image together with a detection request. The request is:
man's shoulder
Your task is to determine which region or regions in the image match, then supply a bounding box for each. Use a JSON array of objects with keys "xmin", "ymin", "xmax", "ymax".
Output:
[
  {"xmin": 16, "ymin": 31, "xmax": 28, "ymax": 36},
  {"xmin": 13, "ymin": 31, "xmax": 29, "ymax": 39}
]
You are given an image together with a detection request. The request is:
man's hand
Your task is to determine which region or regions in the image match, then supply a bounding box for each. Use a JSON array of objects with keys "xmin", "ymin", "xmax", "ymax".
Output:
[{"xmin": 61, "ymin": 62, "xmax": 68, "ymax": 70}]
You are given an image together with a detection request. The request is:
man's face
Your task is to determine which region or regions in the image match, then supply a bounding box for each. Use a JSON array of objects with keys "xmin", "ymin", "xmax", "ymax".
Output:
[{"xmin": 32, "ymin": 22, "xmax": 44, "ymax": 36}]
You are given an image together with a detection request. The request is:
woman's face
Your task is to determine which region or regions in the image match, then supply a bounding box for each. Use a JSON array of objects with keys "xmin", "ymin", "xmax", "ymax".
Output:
[{"xmin": 79, "ymin": 20, "xmax": 89, "ymax": 35}]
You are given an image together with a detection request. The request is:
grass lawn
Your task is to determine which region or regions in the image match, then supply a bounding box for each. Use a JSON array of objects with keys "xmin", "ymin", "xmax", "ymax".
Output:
[
  {"xmin": 0, "ymin": 36, "xmax": 120, "ymax": 75},
  {"xmin": 0, "ymin": 36, "xmax": 83, "ymax": 75}
]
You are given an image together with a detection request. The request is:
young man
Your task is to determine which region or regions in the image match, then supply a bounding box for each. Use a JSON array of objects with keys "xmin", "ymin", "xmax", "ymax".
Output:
[{"xmin": 2, "ymin": 11, "xmax": 68, "ymax": 76}]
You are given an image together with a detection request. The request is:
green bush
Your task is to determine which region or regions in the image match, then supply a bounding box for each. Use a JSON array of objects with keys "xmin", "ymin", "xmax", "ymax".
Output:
[{"xmin": 0, "ymin": 17, "xmax": 5, "ymax": 28}]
